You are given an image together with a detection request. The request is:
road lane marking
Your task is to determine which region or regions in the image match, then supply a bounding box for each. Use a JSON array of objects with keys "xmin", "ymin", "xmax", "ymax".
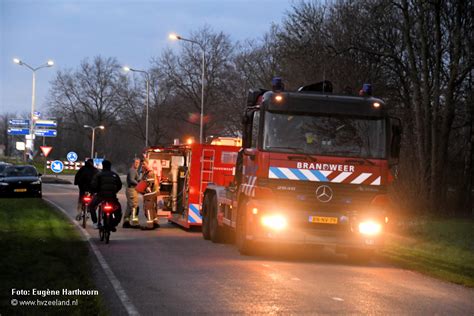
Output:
[
  {"xmin": 262, "ymin": 264, "xmax": 271, "ymax": 267},
  {"xmin": 332, "ymin": 297, "xmax": 344, "ymax": 301},
  {"xmin": 44, "ymin": 198, "xmax": 140, "ymax": 316},
  {"xmin": 291, "ymin": 277, "xmax": 301, "ymax": 281}
]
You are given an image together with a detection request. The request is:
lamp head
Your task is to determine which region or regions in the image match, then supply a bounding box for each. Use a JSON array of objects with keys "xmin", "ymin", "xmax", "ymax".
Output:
[
  {"xmin": 169, "ymin": 33, "xmax": 181, "ymax": 41},
  {"xmin": 47, "ymin": 60, "xmax": 54, "ymax": 66},
  {"xmin": 123, "ymin": 66, "xmax": 131, "ymax": 72},
  {"xmin": 99, "ymin": 125, "xmax": 105, "ymax": 130},
  {"xmin": 13, "ymin": 58, "xmax": 21, "ymax": 65}
]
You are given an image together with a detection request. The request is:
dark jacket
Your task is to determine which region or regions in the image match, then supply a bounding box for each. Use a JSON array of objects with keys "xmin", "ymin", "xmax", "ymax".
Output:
[
  {"xmin": 126, "ymin": 167, "xmax": 140, "ymax": 187},
  {"xmin": 91, "ymin": 170, "xmax": 122, "ymax": 198},
  {"xmin": 74, "ymin": 164, "xmax": 98, "ymax": 192}
]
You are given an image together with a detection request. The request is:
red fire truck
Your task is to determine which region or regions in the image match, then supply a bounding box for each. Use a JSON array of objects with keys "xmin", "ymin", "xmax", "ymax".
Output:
[
  {"xmin": 201, "ymin": 80, "xmax": 402, "ymax": 258},
  {"xmin": 144, "ymin": 138, "xmax": 240, "ymax": 228}
]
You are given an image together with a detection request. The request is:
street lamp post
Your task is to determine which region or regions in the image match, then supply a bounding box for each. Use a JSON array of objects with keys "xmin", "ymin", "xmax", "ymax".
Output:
[
  {"xmin": 123, "ymin": 66, "xmax": 150, "ymax": 147},
  {"xmin": 169, "ymin": 33, "xmax": 205, "ymax": 144},
  {"xmin": 13, "ymin": 58, "xmax": 54, "ymax": 158},
  {"xmin": 83, "ymin": 125, "xmax": 105, "ymax": 158}
]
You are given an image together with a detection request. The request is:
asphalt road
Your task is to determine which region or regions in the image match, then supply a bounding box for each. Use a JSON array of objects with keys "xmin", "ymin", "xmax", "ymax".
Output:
[{"xmin": 44, "ymin": 183, "xmax": 474, "ymax": 315}]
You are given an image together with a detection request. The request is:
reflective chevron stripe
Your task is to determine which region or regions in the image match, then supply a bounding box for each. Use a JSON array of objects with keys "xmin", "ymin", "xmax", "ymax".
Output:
[
  {"xmin": 268, "ymin": 167, "xmax": 381, "ymax": 186},
  {"xmin": 188, "ymin": 204, "xmax": 202, "ymax": 223},
  {"xmin": 240, "ymin": 176, "xmax": 256, "ymax": 197}
]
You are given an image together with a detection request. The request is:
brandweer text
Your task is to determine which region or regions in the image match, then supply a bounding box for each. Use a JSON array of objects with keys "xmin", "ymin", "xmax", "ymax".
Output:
[{"xmin": 296, "ymin": 162, "xmax": 355, "ymax": 172}]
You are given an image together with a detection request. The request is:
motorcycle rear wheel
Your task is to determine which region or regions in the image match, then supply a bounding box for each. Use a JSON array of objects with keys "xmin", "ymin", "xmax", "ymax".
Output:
[{"xmin": 82, "ymin": 205, "xmax": 87, "ymax": 228}]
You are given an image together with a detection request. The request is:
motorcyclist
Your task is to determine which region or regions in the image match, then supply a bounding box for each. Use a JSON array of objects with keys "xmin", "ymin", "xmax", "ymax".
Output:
[
  {"xmin": 74, "ymin": 159, "xmax": 98, "ymax": 221},
  {"xmin": 89, "ymin": 160, "xmax": 123, "ymax": 231}
]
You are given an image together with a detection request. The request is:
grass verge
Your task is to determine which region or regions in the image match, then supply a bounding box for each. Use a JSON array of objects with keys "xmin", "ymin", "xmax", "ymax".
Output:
[
  {"xmin": 0, "ymin": 198, "xmax": 106, "ymax": 315},
  {"xmin": 381, "ymin": 218, "xmax": 474, "ymax": 287}
]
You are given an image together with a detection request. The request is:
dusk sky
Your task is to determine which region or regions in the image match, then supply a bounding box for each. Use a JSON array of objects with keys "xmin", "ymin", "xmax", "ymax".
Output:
[{"xmin": 1, "ymin": 0, "xmax": 292, "ymax": 116}]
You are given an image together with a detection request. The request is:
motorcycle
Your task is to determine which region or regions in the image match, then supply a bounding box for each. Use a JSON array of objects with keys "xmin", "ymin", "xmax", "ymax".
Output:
[{"xmin": 97, "ymin": 199, "xmax": 120, "ymax": 244}]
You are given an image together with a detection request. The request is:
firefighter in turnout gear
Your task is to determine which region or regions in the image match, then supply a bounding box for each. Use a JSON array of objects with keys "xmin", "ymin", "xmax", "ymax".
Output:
[
  {"xmin": 141, "ymin": 159, "xmax": 160, "ymax": 229},
  {"xmin": 123, "ymin": 158, "xmax": 141, "ymax": 228}
]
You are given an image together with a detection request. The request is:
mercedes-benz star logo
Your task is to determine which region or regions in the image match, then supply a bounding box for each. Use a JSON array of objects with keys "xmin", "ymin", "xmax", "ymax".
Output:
[{"xmin": 315, "ymin": 185, "xmax": 333, "ymax": 203}]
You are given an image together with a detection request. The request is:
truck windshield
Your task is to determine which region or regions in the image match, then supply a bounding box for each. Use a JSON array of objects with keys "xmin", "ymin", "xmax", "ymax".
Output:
[{"xmin": 263, "ymin": 112, "xmax": 386, "ymax": 159}]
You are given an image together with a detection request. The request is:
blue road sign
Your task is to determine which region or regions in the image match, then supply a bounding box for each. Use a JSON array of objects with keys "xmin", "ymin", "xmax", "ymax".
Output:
[
  {"xmin": 35, "ymin": 119, "xmax": 57, "ymax": 128},
  {"xmin": 67, "ymin": 151, "xmax": 78, "ymax": 163},
  {"xmin": 51, "ymin": 160, "xmax": 64, "ymax": 173},
  {"xmin": 7, "ymin": 128, "xmax": 30, "ymax": 135},
  {"xmin": 9, "ymin": 119, "xmax": 30, "ymax": 126},
  {"xmin": 93, "ymin": 158, "xmax": 104, "ymax": 169},
  {"xmin": 34, "ymin": 129, "xmax": 57, "ymax": 137},
  {"xmin": 33, "ymin": 111, "xmax": 41, "ymax": 118}
]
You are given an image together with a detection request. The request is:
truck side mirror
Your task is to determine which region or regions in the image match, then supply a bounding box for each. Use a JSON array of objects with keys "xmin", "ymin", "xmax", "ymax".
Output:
[
  {"xmin": 389, "ymin": 117, "xmax": 402, "ymax": 165},
  {"xmin": 242, "ymin": 109, "xmax": 256, "ymax": 149},
  {"xmin": 247, "ymin": 89, "xmax": 267, "ymax": 107}
]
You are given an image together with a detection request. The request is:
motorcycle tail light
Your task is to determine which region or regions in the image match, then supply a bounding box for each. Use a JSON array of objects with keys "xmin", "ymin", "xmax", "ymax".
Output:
[{"xmin": 103, "ymin": 204, "xmax": 114, "ymax": 213}]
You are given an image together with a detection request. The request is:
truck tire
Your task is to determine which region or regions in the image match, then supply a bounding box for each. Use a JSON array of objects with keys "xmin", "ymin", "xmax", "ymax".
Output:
[
  {"xmin": 209, "ymin": 193, "xmax": 225, "ymax": 243},
  {"xmin": 201, "ymin": 193, "xmax": 211, "ymax": 240},
  {"xmin": 235, "ymin": 200, "xmax": 255, "ymax": 255}
]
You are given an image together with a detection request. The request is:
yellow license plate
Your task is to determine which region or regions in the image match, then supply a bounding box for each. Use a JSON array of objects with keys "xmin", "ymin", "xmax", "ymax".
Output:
[
  {"xmin": 14, "ymin": 188, "xmax": 27, "ymax": 192},
  {"xmin": 310, "ymin": 216, "xmax": 338, "ymax": 224}
]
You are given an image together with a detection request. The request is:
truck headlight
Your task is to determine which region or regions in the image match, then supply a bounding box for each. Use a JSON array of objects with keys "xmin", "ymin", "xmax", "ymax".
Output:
[
  {"xmin": 358, "ymin": 220, "xmax": 382, "ymax": 236},
  {"xmin": 261, "ymin": 215, "xmax": 287, "ymax": 231}
]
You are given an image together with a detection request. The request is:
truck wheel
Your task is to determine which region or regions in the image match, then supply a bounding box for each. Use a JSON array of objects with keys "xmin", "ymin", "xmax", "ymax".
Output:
[
  {"xmin": 235, "ymin": 201, "xmax": 254, "ymax": 255},
  {"xmin": 209, "ymin": 193, "xmax": 224, "ymax": 243},
  {"xmin": 201, "ymin": 194, "xmax": 211, "ymax": 240}
]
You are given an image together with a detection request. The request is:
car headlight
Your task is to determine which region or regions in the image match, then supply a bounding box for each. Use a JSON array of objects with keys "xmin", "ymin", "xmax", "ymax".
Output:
[
  {"xmin": 358, "ymin": 220, "xmax": 382, "ymax": 236},
  {"xmin": 31, "ymin": 180, "xmax": 41, "ymax": 185},
  {"xmin": 0, "ymin": 182, "xmax": 8, "ymax": 186},
  {"xmin": 261, "ymin": 215, "xmax": 287, "ymax": 231}
]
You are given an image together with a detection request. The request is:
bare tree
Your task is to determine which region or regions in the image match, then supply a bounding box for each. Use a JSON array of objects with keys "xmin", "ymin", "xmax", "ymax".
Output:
[
  {"xmin": 155, "ymin": 26, "xmax": 242, "ymax": 140},
  {"xmin": 0, "ymin": 113, "xmax": 14, "ymax": 157},
  {"xmin": 48, "ymin": 56, "xmax": 126, "ymax": 127},
  {"xmin": 47, "ymin": 56, "xmax": 131, "ymax": 161},
  {"xmin": 253, "ymin": 0, "xmax": 473, "ymax": 215},
  {"xmin": 236, "ymin": 26, "xmax": 283, "ymax": 90}
]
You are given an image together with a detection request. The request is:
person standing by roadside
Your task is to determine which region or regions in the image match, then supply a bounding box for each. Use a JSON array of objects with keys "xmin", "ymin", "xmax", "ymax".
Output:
[
  {"xmin": 74, "ymin": 159, "xmax": 98, "ymax": 221},
  {"xmin": 141, "ymin": 159, "xmax": 160, "ymax": 230},
  {"xmin": 123, "ymin": 158, "xmax": 141, "ymax": 228}
]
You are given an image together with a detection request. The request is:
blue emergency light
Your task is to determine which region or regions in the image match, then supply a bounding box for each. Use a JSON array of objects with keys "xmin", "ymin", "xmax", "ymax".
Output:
[
  {"xmin": 362, "ymin": 83, "xmax": 372, "ymax": 96},
  {"xmin": 272, "ymin": 77, "xmax": 284, "ymax": 92}
]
